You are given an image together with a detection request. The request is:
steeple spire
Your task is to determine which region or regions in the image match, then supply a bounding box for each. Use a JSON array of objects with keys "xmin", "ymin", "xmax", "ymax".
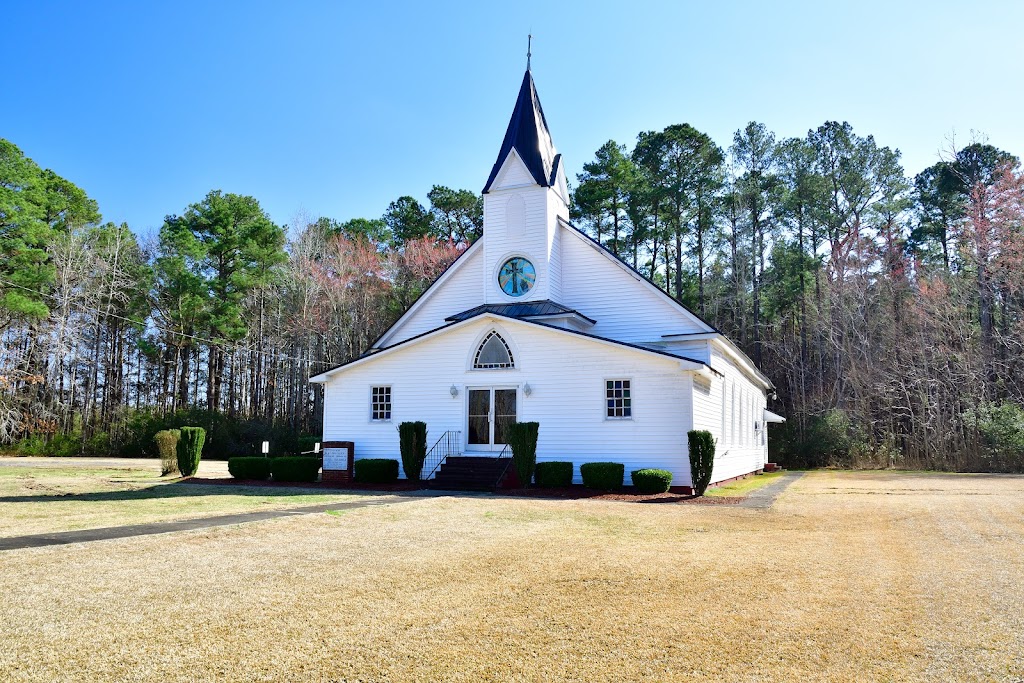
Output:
[
  {"xmin": 527, "ymin": 34, "xmax": 532, "ymax": 71},
  {"xmin": 482, "ymin": 67, "xmax": 561, "ymax": 194}
]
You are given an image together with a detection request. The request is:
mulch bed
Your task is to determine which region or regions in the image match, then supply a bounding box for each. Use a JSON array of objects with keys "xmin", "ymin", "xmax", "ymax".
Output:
[
  {"xmin": 181, "ymin": 477, "xmax": 420, "ymax": 492},
  {"xmin": 181, "ymin": 477, "xmax": 742, "ymax": 503},
  {"xmin": 498, "ymin": 486, "xmax": 742, "ymax": 505}
]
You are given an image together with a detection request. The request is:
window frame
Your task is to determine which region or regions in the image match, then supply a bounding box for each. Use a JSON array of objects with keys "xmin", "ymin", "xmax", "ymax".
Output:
[
  {"xmin": 370, "ymin": 385, "xmax": 392, "ymax": 422},
  {"xmin": 473, "ymin": 331, "xmax": 515, "ymax": 370},
  {"xmin": 604, "ymin": 378, "xmax": 633, "ymax": 420}
]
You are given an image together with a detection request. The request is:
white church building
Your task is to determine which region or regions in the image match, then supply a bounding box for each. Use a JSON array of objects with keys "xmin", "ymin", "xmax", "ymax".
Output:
[{"xmin": 311, "ymin": 67, "xmax": 783, "ymax": 491}]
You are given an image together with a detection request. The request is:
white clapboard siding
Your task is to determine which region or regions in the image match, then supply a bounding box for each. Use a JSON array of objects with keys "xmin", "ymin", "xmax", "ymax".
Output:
[
  {"xmin": 559, "ymin": 224, "xmax": 713, "ymax": 343},
  {"xmin": 483, "ymin": 186, "xmax": 556, "ymax": 304},
  {"xmin": 656, "ymin": 339, "xmax": 710, "ymax": 363},
  {"xmin": 490, "ymin": 150, "xmax": 536, "ymax": 190},
  {"xmin": 322, "ymin": 316, "xmax": 697, "ymax": 486},
  {"xmin": 700, "ymin": 346, "xmax": 770, "ymax": 481}
]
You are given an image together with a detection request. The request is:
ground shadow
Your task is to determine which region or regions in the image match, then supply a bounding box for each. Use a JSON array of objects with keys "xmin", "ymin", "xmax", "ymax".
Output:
[{"xmin": 0, "ymin": 481, "xmax": 376, "ymax": 505}]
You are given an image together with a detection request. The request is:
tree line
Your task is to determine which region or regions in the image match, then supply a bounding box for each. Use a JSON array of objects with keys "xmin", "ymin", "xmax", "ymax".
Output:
[
  {"xmin": 1, "ymin": 139, "xmax": 474, "ymax": 456},
  {"xmin": 2, "ymin": 119, "xmax": 1023, "ymax": 469},
  {"xmin": 572, "ymin": 123, "xmax": 1024, "ymax": 470}
]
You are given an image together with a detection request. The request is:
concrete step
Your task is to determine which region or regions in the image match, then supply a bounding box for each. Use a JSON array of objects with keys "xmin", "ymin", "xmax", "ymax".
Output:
[{"xmin": 429, "ymin": 456, "xmax": 512, "ymax": 491}]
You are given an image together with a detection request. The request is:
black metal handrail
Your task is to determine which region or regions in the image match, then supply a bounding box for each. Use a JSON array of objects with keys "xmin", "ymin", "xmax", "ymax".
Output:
[
  {"xmin": 424, "ymin": 430, "xmax": 462, "ymax": 480},
  {"xmin": 494, "ymin": 443, "xmax": 513, "ymax": 487}
]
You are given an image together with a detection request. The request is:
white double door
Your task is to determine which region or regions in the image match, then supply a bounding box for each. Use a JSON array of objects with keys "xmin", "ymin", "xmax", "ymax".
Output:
[{"xmin": 467, "ymin": 387, "xmax": 517, "ymax": 451}]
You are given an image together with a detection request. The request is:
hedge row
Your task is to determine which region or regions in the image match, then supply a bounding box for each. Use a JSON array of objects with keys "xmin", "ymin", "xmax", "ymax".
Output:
[
  {"xmin": 579, "ymin": 462, "xmax": 625, "ymax": 490},
  {"xmin": 225, "ymin": 454, "xmax": 676, "ymax": 492},
  {"xmin": 227, "ymin": 456, "xmax": 320, "ymax": 482},
  {"xmin": 354, "ymin": 458, "xmax": 400, "ymax": 483},
  {"xmin": 534, "ymin": 461, "xmax": 573, "ymax": 488}
]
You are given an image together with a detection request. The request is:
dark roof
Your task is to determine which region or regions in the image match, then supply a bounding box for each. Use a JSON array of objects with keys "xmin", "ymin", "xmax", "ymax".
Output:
[
  {"xmin": 482, "ymin": 69, "xmax": 560, "ymax": 193},
  {"xmin": 445, "ymin": 300, "xmax": 596, "ymax": 324},
  {"xmin": 310, "ymin": 310, "xmax": 719, "ymax": 381}
]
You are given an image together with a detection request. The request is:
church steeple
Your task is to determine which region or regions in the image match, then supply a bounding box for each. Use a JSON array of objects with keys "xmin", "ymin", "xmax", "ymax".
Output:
[{"xmin": 482, "ymin": 68, "xmax": 562, "ymax": 194}]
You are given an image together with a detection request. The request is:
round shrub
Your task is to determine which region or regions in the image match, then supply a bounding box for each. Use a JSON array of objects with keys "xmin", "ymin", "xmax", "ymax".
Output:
[
  {"xmin": 176, "ymin": 426, "xmax": 206, "ymax": 477},
  {"xmin": 535, "ymin": 461, "xmax": 573, "ymax": 488},
  {"xmin": 354, "ymin": 458, "xmax": 399, "ymax": 484},
  {"xmin": 270, "ymin": 456, "xmax": 320, "ymax": 483},
  {"xmin": 631, "ymin": 468, "xmax": 673, "ymax": 494},
  {"xmin": 228, "ymin": 457, "xmax": 272, "ymax": 480},
  {"xmin": 580, "ymin": 462, "xmax": 624, "ymax": 490}
]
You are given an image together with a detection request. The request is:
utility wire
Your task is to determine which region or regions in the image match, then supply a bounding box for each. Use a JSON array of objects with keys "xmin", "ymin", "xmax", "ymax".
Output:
[{"xmin": 0, "ymin": 277, "xmax": 328, "ymax": 367}]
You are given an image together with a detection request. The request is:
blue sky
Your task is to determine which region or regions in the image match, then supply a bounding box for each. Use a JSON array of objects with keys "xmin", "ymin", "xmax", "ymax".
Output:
[{"xmin": 3, "ymin": 1, "xmax": 1022, "ymax": 235}]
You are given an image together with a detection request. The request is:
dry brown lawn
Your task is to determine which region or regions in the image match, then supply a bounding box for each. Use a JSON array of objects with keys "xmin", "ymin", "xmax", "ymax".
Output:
[
  {"xmin": 1, "ymin": 470, "xmax": 1023, "ymax": 682},
  {"xmin": 0, "ymin": 459, "xmax": 372, "ymax": 537}
]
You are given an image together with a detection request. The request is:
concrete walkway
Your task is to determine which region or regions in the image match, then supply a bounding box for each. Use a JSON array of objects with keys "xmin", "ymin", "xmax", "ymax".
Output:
[
  {"xmin": 0, "ymin": 497, "xmax": 415, "ymax": 552},
  {"xmin": 736, "ymin": 471, "xmax": 805, "ymax": 509}
]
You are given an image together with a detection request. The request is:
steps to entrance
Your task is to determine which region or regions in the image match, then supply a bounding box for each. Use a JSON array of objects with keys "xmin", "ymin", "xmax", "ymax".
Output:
[
  {"xmin": 764, "ymin": 462, "xmax": 785, "ymax": 473},
  {"xmin": 428, "ymin": 456, "xmax": 511, "ymax": 491}
]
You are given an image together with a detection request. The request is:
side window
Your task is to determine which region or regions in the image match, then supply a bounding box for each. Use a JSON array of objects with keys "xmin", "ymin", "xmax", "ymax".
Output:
[
  {"xmin": 371, "ymin": 386, "xmax": 391, "ymax": 421},
  {"xmin": 606, "ymin": 379, "xmax": 632, "ymax": 419}
]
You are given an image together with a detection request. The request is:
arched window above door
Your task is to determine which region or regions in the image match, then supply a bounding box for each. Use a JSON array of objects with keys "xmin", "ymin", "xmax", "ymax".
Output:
[{"xmin": 473, "ymin": 331, "xmax": 515, "ymax": 369}]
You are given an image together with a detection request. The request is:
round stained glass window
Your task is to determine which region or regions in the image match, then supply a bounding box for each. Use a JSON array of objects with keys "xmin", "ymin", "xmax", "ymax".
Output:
[{"xmin": 498, "ymin": 257, "xmax": 536, "ymax": 297}]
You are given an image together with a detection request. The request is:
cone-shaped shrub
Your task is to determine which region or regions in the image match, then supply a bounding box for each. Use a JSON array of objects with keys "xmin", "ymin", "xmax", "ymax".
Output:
[
  {"xmin": 688, "ymin": 429, "xmax": 715, "ymax": 496},
  {"xmin": 154, "ymin": 429, "xmax": 181, "ymax": 476},
  {"xmin": 506, "ymin": 422, "xmax": 539, "ymax": 487},
  {"xmin": 398, "ymin": 421, "xmax": 428, "ymax": 482},
  {"xmin": 176, "ymin": 426, "xmax": 206, "ymax": 477}
]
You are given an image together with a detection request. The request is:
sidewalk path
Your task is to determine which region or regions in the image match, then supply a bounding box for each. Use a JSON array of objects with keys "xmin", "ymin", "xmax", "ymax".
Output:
[
  {"xmin": 0, "ymin": 497, "xmax": 415, "ymax": 552},
  {"xmin": 736, "ymin": 471, "xmax": 805, "ymax": 509}
]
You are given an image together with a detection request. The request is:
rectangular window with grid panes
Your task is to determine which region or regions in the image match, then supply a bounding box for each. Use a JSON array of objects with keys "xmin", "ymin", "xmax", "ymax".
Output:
[
  {"xmin": 605, "ymin": 379, "xmax": 632, "ymax": 419},
  {"xmin": 371, "ymin": 386, "xmax": 391, "ymax": 421}
]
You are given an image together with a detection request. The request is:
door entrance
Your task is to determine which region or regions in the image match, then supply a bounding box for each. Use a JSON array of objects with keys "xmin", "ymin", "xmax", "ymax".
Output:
[{"xmin": 467, "ymin": 388, "xmax": 517, "ymax": 451}]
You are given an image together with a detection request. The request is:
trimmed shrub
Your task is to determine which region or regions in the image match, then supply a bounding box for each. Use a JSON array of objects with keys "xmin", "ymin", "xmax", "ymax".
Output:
[
  {"xmin": 176, "ymin": 426, "xmax": 206, "ymax": 477},
  {"xmin": 580, "ymin": 462, "xmax": 624, "ymax": 490},
  {"xmin": 631, "ymin": 468, "xmax": 673, "ymax": 494},
  {"xmin": 688, "ymin": 429, "xmax": 716, "ymax": 496},
  {"xmin": 228, "ymin": 457, "xmax": 272, "ymax": 480},
  {"xmin": 506, "ymin": 422, "xmax": 540, "ymax": 486},
  {"xmin": 154, "ymin": 429, "xmax": 181, "ymax": 475},
  {"xmin": 398, "ymin": 421, "xmax": 428, "ymax": 482},
  {"xmin": 354, "ymin": 458, "xmax": 399, "ymax": 484},
  {"xmin": 270, "ymin": 456, "xmax": 320, "ymax": 483},
  {"xmin": 534, "ymin": 461, "xmax": 573, "ymax": 488}
]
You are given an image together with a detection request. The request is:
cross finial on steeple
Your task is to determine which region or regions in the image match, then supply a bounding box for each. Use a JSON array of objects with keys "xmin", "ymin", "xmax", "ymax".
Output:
[{"xmin": 527, "ymin": 34, "xmax": 532, "ymax": 71}]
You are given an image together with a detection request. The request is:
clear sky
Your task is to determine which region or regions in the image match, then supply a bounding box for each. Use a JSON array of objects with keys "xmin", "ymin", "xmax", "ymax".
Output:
[{"xmin": 3, "ymin": 1, "xmax": 1022, "ymax": 235}]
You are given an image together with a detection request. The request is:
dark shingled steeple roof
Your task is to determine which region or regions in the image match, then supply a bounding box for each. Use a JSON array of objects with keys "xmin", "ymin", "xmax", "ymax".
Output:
[{"xmin": 482, "ymin": 69, "xmax": 561, "ymax": 193}]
